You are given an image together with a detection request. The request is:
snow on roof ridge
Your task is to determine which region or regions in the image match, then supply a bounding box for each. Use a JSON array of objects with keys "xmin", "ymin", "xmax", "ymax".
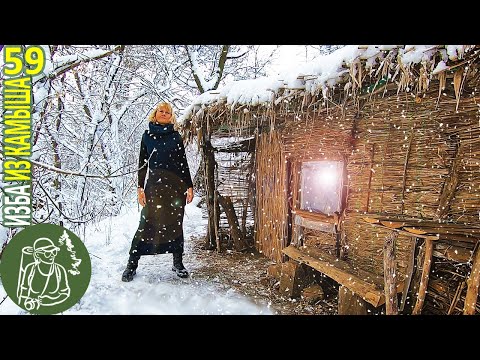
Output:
[{"xmin": 178, "ymin": 45, "xmax": 473, "ymax": 125}]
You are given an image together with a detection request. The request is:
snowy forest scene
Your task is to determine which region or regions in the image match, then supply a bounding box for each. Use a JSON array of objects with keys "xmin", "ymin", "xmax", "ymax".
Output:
[{"xmin": 1, "ymin": 45, "xmax": 479, "ymax": 315}]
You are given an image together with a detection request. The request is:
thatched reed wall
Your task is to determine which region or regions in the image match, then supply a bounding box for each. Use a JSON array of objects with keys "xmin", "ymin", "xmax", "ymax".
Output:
[
  {"xmin": 303, "ymin": 229, "xmax": 337, "ymax": 254},
  {"xmin": 254, "ymin": 130, "xmax": 288, "ymax": 262},
  {"xmin": 279, "ymin": 111, "xmax": 354, "ymax": 162},
  {"xmin": 346, "ymin": 86, "xmax": 480, "ymax": 280}
]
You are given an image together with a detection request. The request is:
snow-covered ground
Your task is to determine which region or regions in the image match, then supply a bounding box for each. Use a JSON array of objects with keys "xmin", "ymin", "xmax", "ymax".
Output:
[{"xmin": 0, "ymin": 197, "xmax": 273, "ymax": 315}]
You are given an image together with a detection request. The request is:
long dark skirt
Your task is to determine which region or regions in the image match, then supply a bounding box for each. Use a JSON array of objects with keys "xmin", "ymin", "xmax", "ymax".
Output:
[{"xmin": 129, "ymin": 170, "xmax": 187, "ymax": 256}]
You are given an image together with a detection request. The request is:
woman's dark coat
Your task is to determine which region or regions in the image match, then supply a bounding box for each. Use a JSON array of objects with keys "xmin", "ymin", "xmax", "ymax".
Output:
[{"xmin": 129, "ymin": 122, "xmax": 193, "ymax": 256}]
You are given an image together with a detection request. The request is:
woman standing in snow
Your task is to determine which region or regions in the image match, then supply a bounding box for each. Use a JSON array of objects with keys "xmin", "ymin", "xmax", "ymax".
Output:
[{"xmin": 122, "ymin": 102, "xmax": 194, "ymax": 282}]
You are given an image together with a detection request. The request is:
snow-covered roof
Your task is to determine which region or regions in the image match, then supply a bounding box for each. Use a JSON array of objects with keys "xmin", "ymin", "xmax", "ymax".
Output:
[{"xmin": 178, "ymin": 45, "xmax": 478, "ymax": 126}]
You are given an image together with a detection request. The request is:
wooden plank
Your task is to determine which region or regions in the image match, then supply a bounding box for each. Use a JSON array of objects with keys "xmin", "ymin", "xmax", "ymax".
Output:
[
  {"xmin": 464, "ymin": 246, "xmax": 480, "ymax": 315},
  {"xmin": 363, "ymin": 217, "xmax": 380, "ymax": 224},
  {"xmin": 295, "ymin": 215, "xmax": 335, "ymax": 233},
  {"xmin": 381, "ymin": 221, "xmax": 406, "ymax": 229},
  {"xmin": 403, "ymin": 227, "xmax": 428, "ymax": 235},
  {"xmin": 283, "ymin": 245, "xmax": 397, "ymax": 307},
  {"xmin": 369, "ymin": 223, "xmax": 439, "ymax": 240},
  {"xmin": 294, "ymin": 209, "xmax": 336, "ymax": 224},
  {"xmin": 362, "ymin": 214, "xmax": 480, "ymax": 233},
  {"xmin": 406, "ymin": 226, "xmax": 480, "ymax": 236},
  {"xmin": 412, "ymin": 239, "xmax": 434, "ymax": 315},
  {"xmin": 383, "ymin": 231, "xmax": 399, "ymax": 315}
]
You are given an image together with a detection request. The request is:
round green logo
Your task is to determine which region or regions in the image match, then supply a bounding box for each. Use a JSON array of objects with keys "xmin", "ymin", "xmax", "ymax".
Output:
[{"xmin": 0, "ymin": 223, "xmax": 91, "ymax": 315}]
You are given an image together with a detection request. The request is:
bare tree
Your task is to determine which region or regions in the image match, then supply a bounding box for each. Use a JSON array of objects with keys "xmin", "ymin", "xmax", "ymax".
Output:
[{"xmin": 1, "ymin": 44, "xmax": 279, "ymax": 235}]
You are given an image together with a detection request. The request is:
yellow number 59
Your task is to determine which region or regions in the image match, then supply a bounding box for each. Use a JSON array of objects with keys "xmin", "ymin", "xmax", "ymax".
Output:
[
  {"xmin": 25, "ymin": 46, "xmax": 45, "ymax": 76},
  {"xmin": 3, "ymin": 45, "xmax": 45, "ymax": 76}
]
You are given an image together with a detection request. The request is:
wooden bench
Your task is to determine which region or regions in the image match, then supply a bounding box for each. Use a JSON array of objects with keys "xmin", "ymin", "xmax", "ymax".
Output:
[{"xmin": 282, "ymin": 244, "xmax": 404, "ymax": 309}]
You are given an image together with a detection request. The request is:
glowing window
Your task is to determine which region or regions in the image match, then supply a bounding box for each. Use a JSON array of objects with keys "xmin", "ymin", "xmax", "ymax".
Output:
[{"xmin": 300, "ymin": 161, "xmax": 344, "ymax": 215}]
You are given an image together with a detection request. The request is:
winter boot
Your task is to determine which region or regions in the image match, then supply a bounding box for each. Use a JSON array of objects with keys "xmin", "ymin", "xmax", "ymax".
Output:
[
  {"xmin": 172, "ymin": 253, "xmax": 189, "ymax": 278},
  {"xmin": 122, "ymin": 255, "xmax": 140, "ymax": 282}
]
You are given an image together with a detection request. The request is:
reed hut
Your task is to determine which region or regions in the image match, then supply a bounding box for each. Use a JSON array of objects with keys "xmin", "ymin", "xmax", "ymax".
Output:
[{"xmin": 180, "ymin": 45, "xmax": 480, "ymax": 315}]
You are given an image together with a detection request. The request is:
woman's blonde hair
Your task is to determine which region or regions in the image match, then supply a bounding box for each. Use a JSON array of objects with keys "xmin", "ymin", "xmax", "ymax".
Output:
[{"xmin": 148, "ymin": 102, "xmax": 178, "ymax": 129}]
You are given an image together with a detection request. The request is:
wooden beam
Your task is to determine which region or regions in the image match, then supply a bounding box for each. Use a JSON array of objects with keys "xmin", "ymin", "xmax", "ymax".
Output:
[
  {"xmin": 404, "ymin": 226, "xmax": 480, "ymax": 236},
  {"xmin": 412, "ymin": 239, "xmax": 434, "ymax": 315},
  {"xmin": 295, "ymin": 215, "xmax": 335, "ymax": 233},
  {"xmin": 400, "ymin": 238, "xmax": 417, "ymax": 312},
  {"xmin": 400, "ymin": 128, "xmax": 414, "ymax": 215},
  {"xmin": 435, "ymin": 142, "xmax": 463, "ymax": 220},
  {"xmin": 464, "ymin": 246, "xmax": 480, "ymax": 315},
  {"xmin": 282, "ymin": 245, "xmax": 403, "ymax": 307},
  {"xmin": 381, "ymin": 221, "xmax": 407, "ymax": 229},
  {"xmin": 410, "ymin": 241, "xmax": 425, "ymax": 309},
  {"xmin": 217, "ymin": 192, "xmax": 246, "ymax": 251},
  {"xmin": 215, "ymin": 137, "xmax": 256, "ymax": 153},
  {"xmin": 363, "ymin": 214, "xmax": 480, "ymax": 233},
  {"xmin": 366, "ymin": 144, "xmax": 375, "ymax": 213},
  {"xmin": 383, "ymin": 231, "xmax": 399, "ymax": 315},
  {"xmin": 369, "ymin": 223, "xmax": 439, "ymax": 240},
  {"xmin": 448, "ymin": 281, "xmax": 466, "ymax": 315},
  {"xmin": 203, "ymin": 137, "xmax": 219, "ymax": 250},
  {"xmin": 294, "ymin": 209, "xmax": 336, "ymax": 224}
]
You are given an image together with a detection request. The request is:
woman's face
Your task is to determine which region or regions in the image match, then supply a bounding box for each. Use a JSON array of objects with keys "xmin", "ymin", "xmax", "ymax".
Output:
[{"xmin": 154, "ymin": 105, "xmax": 172, "ymax": 124}]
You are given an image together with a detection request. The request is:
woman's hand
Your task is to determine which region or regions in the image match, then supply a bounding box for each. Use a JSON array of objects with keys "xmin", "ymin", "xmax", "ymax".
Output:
[
  {"xmin": 137, "ymin": 187, "xmax": 146, "ymax": 207},
  {"xmin": 186, "ymin": 187, "xmax": 194, "ymax": 204}
]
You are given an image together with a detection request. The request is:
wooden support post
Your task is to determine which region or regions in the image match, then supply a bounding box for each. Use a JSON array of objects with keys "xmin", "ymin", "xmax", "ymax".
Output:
[
  {"xmin": 410, "ymin": 240, "xmax": 425, "ymax": 307},
  {"xmin": 203, "ymin": 138, "xmax": 218, "ymax": 250},
  {"xmin": 334, "ymin": 212, "xmax": 340, "ymax": 258},
  {"xmin": 435, "ymin": 142, "xmax": 463, "ymax": 220},
  {"xmin": 292, "ymin": 224, "xmax": 302, "ymax": 247},
  {"xmin": 338, "ymin": 286, "xmax": 367, "ymax": 315},
  {"xmin": 412, "ymin": 239, "xmax": 434, "ymax": 315},
  {"xmin": 383, "ymin": 231, "xmax": 399, "ymax": 315},
  {"xmin": 399, "ymin": 238, "xmax": 417, "ymax": 312},
  {"xmin": 463, "ymin": 246, "xmax": 480, "ymax": 315},
  {"xmin": 279, "ymin": 261, "xmax": 311, "ymax": 298},
  {"xmin": 448, "ymin": 281, "xmax": 466, "ymax": 315},
  {"xmin": 400, "ymin": 129, "xmax": 414, "ymax": 215},
  {"xmin": 365, "ymin": 144, "xmax": 375, "ymax": 213},
  {"xmin": 217, "ymin": 192, "xmax": 246, "ymax": 251}
]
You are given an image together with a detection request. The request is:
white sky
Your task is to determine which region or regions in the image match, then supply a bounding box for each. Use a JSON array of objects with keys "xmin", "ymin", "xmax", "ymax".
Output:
[
  {"xmin": 0, "ymin": 196, "xmax": 273, "ymax": 315},
  {"xmin": 263, "ymin": 45, "xmax": 315, "ymax": 76}
]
